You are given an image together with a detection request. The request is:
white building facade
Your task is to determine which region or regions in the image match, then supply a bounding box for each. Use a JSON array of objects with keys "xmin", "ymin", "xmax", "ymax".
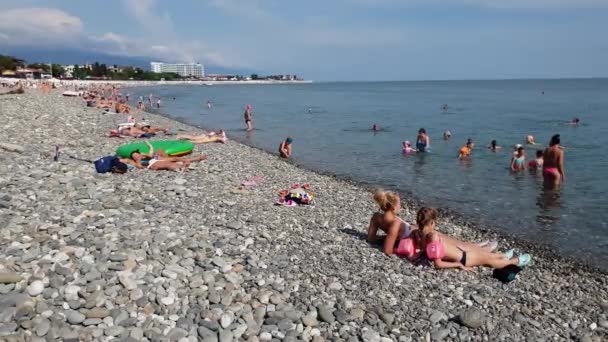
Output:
[{"xmin": 150, "ymin": 62, "xmax": 204, "ymax": 77}]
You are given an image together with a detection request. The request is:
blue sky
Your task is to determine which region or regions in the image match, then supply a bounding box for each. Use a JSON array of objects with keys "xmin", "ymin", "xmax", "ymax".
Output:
[{"xmin": 1, "ymin": 0, "xmax": 607, "ymax": 81}]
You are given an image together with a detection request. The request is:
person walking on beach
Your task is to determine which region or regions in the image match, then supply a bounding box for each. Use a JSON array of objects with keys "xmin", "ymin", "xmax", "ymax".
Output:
[
  {"xmin": 126, "ymin": 93, "xmax": 130, "ymax": 102},
  {"xmin": 543, "ymin": 134, "xmax": 565, "ymax": 188},
  {"xmin": 416, "ymin": 128, "xmax": 429, "ymax": 152},
  {"xmin": 279, "ymin": 137, "xmax": 293, "ymax": 158},
  {"xmin": 156, "ymin": 98, "xmax": 161, "ymax": 109},
  {"xmin": 148, "ymin": 93, "xmax": 153, "ymax": 107},
  {"xmin": 244, "ymin": 104, "xmax": 253, "ymax": 131}
]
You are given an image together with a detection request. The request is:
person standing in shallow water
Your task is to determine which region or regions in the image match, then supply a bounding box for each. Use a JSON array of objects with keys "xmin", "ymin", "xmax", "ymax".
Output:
[
  {"xmin": 543, "ymin": 134, "xmax": 565, "ymax": 188},
  {"xmin": 416, "ymin": 128, "xmax": 429, "ymax": 152},
  {"xmin": 244, "ymin": 104, "xmax": 253, "ymax": 131}
]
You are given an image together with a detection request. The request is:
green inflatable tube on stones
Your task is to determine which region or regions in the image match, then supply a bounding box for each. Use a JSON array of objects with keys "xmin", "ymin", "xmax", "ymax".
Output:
[{"xmin": 116, "ymin": 140, "xmax": 194, "ymax": 158}]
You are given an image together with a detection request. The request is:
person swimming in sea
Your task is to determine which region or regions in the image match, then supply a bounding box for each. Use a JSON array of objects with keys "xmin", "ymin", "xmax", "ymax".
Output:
[
  {"xmin": 488, "ymin": 140, "xmax": 501, "ymax": 152},
  {"xmin": 466, "ymin": 138, "xmax": 475, "ymax": 149},
  {"xmin": 526, "ymin": 135, "xmax": 536, "ymax": 145},
  {"xmin": 443, "ymin": 130, "xmax": 452, "ymax": 140},
  {"xmin": 416, "ymin": 128, "xmax": 429, "ymax": 152},
  {"xmin": 372, "ymin": 124, "xmax": 379, "ymax": 132},
  {"xmin": 402, "ymin": 141, "xmax": 416, "ymax": 154},
  {"xmin": 569, "ymin": 118, "xmax": 580, "ymax": 125}
]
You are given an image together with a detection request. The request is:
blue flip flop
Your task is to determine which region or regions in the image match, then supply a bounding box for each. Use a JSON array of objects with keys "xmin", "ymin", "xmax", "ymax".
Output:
[
  {"xmin": 504, "ymin": 249, "xmax": 515, "ymax": 259},
  {"xmin": 517, "ymin": 254, "xmax": 532, "ymax": 267}
]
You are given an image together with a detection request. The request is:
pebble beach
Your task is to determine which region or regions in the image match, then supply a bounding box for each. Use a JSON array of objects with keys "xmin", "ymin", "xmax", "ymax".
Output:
[{"xmin": 0, "ymin": 90, "xmax": 607, "ymax": 341}]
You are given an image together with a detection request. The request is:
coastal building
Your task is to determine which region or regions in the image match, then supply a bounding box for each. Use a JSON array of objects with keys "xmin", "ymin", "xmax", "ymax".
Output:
[{"xmin": 150, "ymin": 62, "xmax": 204, "ymax": 78}]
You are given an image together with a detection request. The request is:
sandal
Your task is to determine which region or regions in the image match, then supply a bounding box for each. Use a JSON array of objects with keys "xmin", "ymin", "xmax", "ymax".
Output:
[{"xmin": 517, "ymin": 254, "xmax": 532, "ymax": 267}]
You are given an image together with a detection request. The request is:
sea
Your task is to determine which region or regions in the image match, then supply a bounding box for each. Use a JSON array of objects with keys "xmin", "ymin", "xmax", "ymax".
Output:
[{"xmin": 131, "ymin": 79, "xmax": 608, "ymax": 270}]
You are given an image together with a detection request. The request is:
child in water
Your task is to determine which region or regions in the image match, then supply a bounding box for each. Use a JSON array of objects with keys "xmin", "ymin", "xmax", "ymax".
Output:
[
  {"xmin": 412, "ymin": 207, "xmax": 531, "ymax": 270},
  {"xmin": 511, "ymin": 146, "xmax": 526, "ymax": 171},
  {"xmin": 528, "ymin": 150, "xmax": 544, "ymax": 171},
  {"xmin": 402, "ymin": 141, "xmax": 416, "ymax": 154}
]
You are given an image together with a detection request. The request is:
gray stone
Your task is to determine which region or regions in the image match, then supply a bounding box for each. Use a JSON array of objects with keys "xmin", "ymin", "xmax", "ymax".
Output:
[
  {"xmin": 82, "ymin": 318, "xmax": 102, "ymax": 326},
  {"xmin": 227, "ymin": 221, "xmax": 243, "ymax": 230},
  {"xmin": 167, "ymin": 327, "xmax": 189, "ymax": 340},
  {"xmin": 458, "ymin": 308, "xmax": 485, "ymax": 329},
  {"xmin": 197, "ymin": 326, "xmax": 218, "ymax": 341},
  {"xmin": 318, "ymin": 306, "xmax": 335, "ymax": 324},
  {"xmin": 219, "ymin": 329, "xmax": 234, "ymax": 342},
  {"xmin": 0, "ymin": 322, "xmax": 18, "ymax": 336},
  {"xmin": 27, "ymin": 281, "xmax": 44, "ymax": 296},
  {"xmin": 220, "ymin": 312, "xmax": 234, "ymax": 329},
  {"xmin": 66, "ymin": 310, "xmax": 86, "ymax": 324},
  {"xmin": 34, "ymin": 317, "xmax": 50, "ymax": 336},
  {"xmin": 200, "ymin": 320, "xmax": 220, "ymax": 331},
  {"xmin": 105, "ymin": 326, "xmax": 125, "ymax": 337},
  {"xmin": 0, "ymin": 273, "xmax": 22, "ymax": 284},
  {"xmin": 429, "ymin": 311, "xmax": 447, "ymax": 324},
  {"xmin": 431, "ymin": 329, "xmax": 450, "ymax": 341},
  {"xmin": 362, "ymin": 329, "xmax": 380, "ymax": 342},
  {"xmin": 0, "ymin": 143, "xmax": 25, "ymax": 153}
]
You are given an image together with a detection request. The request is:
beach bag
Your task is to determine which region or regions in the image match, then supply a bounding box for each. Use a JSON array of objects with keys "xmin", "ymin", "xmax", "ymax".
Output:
[{"xmin": 94, "ymin": 156, "xmax": 122, "ymax": 173}]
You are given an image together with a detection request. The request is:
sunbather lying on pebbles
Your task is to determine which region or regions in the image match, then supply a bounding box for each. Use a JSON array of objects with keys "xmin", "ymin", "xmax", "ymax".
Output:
[
  {"xmin": 368, "ymin": 190, "xmax": 498, "ymax": 256},
  {"xmin": 122, "ymin": 141, "xmax": 206, "ymax": 171},
  {"xmin": 177, "ymin": 130, "xmax": 227, "ymax": 144},
  {"xmin": 412, "ymin": 207, "xmax": 531, "ymax": 270}
]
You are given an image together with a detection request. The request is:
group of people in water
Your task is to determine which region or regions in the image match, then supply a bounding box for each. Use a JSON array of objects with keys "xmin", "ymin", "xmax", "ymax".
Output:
[{"xmin": 395, "ymin": 125, "xmax": 567, "ymax": 189}]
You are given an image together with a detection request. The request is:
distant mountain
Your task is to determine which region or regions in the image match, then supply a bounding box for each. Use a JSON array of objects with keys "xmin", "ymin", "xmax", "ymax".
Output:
[{"xmin": 1, "ymin": 46, "xmax": 256, "ymax": 76}]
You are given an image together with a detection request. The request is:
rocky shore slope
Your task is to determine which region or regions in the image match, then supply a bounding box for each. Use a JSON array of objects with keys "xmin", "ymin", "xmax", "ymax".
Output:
[{"xmin": 0, "ymin": 92, "xmax": 606, "ymax": 341}]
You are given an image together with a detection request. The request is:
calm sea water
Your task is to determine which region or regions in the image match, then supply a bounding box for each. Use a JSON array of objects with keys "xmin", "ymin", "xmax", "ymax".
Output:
[{"xmin": 132, "ymin": 80, "xmax": 608, "ymax": 269}]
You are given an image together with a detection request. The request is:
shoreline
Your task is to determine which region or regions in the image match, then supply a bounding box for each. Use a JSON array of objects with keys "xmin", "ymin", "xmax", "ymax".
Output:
[
  {"xmin": 0, "ymin": 77, "xmax": 312, "ymax": 88},
  {"xmin": 144, "ymin": 107, "xmax": 606, "ymax": 275},
  {"xmin": 0, "ymin": 91, "xmax": 606, "ymax": 341}
]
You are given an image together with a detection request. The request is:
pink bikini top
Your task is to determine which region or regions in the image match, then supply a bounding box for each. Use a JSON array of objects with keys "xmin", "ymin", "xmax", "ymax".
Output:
[{"xmin": 426, "ymin": 240, "xmax": 445, "ymax": 260}]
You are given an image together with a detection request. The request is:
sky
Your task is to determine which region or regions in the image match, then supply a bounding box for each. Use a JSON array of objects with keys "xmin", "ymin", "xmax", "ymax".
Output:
[{"xmin": 1, "ymin": 0, "xmax": 608, "ymax": 81}]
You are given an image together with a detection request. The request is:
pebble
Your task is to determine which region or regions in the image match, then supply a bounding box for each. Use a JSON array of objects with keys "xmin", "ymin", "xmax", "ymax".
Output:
[
  {"xmin": 317, "ymin": 306, "xmax": 335, "ymax": 324},
  {"xmin": 458, "ymin": 308, "xmax": 485, "ymax": 329},
  {"xmin": 66, "ymin": 310, "xmax": 86, "ymax": 324},
  {"xmin": 27, "ymin": 281, "xmax": 44, "ymax": 296},
  {"xmin": 0, "ymin": 273, "xmax": 23, "ymax": 284}
]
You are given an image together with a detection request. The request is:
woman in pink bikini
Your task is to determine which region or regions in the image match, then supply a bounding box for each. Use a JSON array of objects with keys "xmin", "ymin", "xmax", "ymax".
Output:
[
  {"xmin": 413, "ymin": 207, "xmax": 531, "ymax": 271},
  {"xmin": 542, "ymin": 134, "xmax": 565, "ymax": 188},
  {"xmin": 367, "ymin": 190, "xmax": 498, "ymax": 256}
]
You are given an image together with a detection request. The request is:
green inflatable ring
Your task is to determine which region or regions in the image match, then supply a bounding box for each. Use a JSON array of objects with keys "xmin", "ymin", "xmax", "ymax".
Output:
[{"xmin": 116, "ymin": 140, "xmax": 194, "ymax": 158}]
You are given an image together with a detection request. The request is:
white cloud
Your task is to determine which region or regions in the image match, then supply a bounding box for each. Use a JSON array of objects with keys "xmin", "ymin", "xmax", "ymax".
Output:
[
  {"xmin": 347, "ymin": 0, "xmax": 608, "ymax": 8},
  {"xmin": 0, "ymin": 4, "xmax": 240, "ymax": 68},
  {"xmin": 0, "ymin": 8, "xmax": 83, "ymax": 45}
]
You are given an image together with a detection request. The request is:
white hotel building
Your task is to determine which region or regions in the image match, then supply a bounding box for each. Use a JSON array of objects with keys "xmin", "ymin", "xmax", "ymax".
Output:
[{"xmin": 150, "ymin": 62, "xmax": 205, "ymax": 78}]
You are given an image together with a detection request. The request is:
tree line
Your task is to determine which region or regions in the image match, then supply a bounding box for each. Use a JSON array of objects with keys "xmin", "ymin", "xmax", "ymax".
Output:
[{"xmin": 0, "ymin": 55, "xmax": 180, "ymax": 81}]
